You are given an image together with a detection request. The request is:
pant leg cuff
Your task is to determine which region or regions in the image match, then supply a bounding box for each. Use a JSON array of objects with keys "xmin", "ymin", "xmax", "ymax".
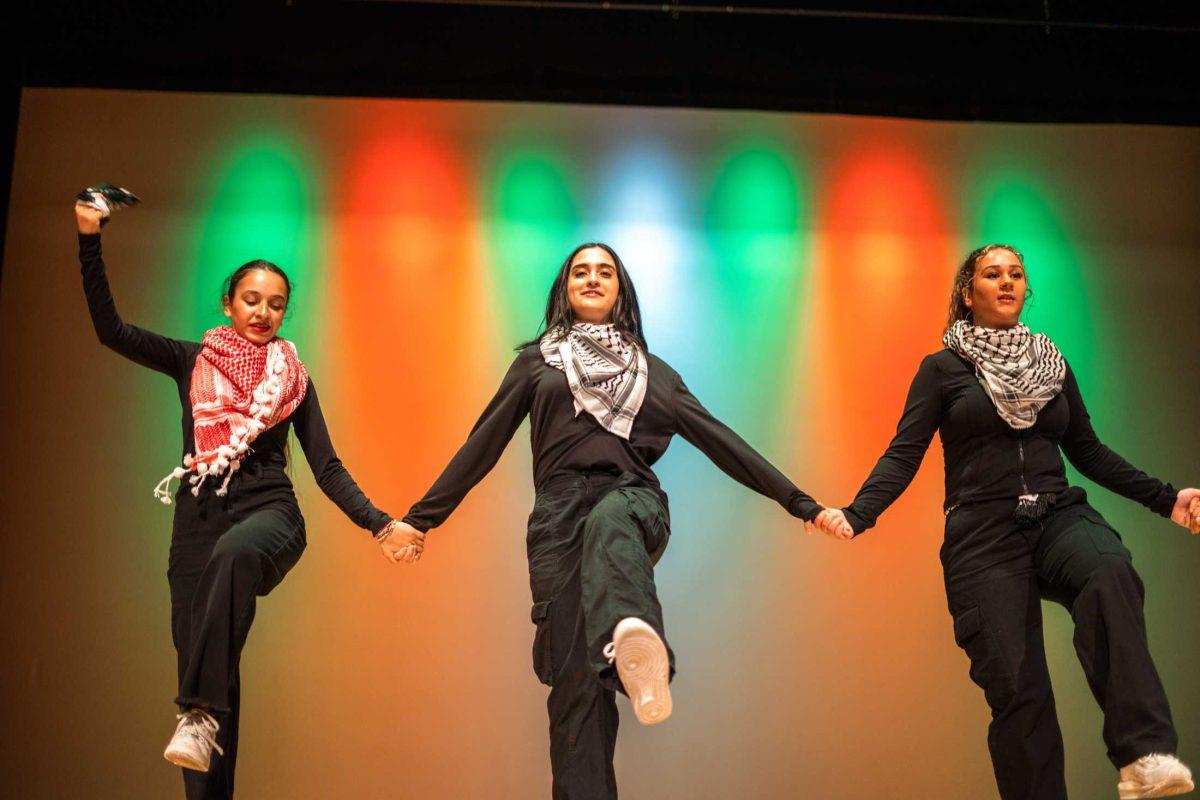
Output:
[
  {"xmin": 174, "ymin": 694, "xmax": 232, "ymax": 715},
  {"xmin": 1110, "ymin": 738, "xmax": 1181, "ymax": 768}
]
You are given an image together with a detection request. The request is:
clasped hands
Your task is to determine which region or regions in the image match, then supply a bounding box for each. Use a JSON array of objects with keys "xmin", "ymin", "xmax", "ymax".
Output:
[
  {"xmin": 376, "ymin": 520, "xmax": 427, "ymax": 564},
  {"xmin": 806, "ymin": 507, "xmax": 855, "ymax": 541},
  {"xmin": 1171, "ymin": 489, "xmax": 1200, "ymax": 535}
]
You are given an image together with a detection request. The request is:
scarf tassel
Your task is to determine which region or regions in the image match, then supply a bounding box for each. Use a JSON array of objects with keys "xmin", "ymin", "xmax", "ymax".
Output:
[{"xmin": 1014, "ymin": 492, "xmax": 1056, "ymax": 527}]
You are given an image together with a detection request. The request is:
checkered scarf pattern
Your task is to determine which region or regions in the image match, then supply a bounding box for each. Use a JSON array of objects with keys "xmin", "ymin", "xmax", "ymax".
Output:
[
  {"xmin": 944, "ymin": 320, "xmax": 1065, "ymax": 430},
  {"xmin": 540, "ymin": 323, "xmax": 648, "ymax": 440},
  {"xmin": 153, "ymin": 325, "xmax": 308, "ymax": 504}
]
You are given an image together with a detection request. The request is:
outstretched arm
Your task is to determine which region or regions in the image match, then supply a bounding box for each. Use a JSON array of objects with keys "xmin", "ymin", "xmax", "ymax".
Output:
[
  {"xmin": 1060, "ymin": 363, "xmax": 1197, "ymax": 531},
  {"xmin": 76, "ymin": 203, "xmax": 193, "ymax": 376},
  {"xmin": 400, "ymin": 348, "xmax": 537, "ymax": 533},
  {"xmin": 673, "ymin": 374, "xmax": 822, "ymax": 521},
  {"xmin": 291, "ymin": 380, "xmax": 426, "ymax": 563},
  {"xmin": 836, "ymin": 354, "xmax": 945, "ymax": 537}
]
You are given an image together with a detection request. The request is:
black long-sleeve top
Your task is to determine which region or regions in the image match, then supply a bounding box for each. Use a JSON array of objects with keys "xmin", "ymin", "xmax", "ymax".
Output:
[
  {"xmin": 843, "ymin": 348, "xmax": 1177, "ymax": 535},
  {"xmin": 79, "ymin": 232, "xmax": 390, "ymax": 534},
  {"xmin": 403, "ymin": 344, "xmax": 820, "ymax": 531}
]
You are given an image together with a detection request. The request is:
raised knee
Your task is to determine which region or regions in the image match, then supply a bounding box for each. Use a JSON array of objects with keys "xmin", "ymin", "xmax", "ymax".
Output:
[
  {"xmin": 210, "ymin": 538, "xmax": 261, "ymax": 571},
  {"xmin": 583, "ymin": 492, "xmax": 627, "ymax": 534},
  {"xmin": 1088, "ymin": 553, "xmax": 1137, "ymax": 585}
]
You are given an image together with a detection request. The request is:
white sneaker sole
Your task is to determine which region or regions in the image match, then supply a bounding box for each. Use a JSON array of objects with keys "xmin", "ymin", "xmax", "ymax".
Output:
[
  {"xmin": 1118, "ymin": 776, "xmax": 1195, "ymax": 799},
  {"xmin": 612, "ymin": 620, "xmax": 672, "ymax": 726},
  {"xmin": 164, "ymin": 746, "xmax": 210, "ymax": 772}
]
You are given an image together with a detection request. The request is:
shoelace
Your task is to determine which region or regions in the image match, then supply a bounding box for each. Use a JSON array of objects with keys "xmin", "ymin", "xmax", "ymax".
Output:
[
  {"xmin": 602, "ymin": 642, "xmax": 616, "ymax": 664},
  {"xmin": 176, "ymin": 711, "xmax": 225, "ymax": 757}
]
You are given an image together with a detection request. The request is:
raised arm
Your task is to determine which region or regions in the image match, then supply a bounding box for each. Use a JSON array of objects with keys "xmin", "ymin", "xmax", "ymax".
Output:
[
  {"xmin": 673, "ymin": 374, "xmax": 821, "ymax": 521},
  {"xmin": 1060, "ymin": 363, "xmax": 1178, "ymax": 517},
  {"xmin": 76, "ymin": 207, "xmax": 193, "ymax": 376},
  {"xmin": 401, "ymin": 348, "xmax": 537, "ymax": 532},
  {"xmin": 292, "ymin": 379, "xmax": 393, "ymax": 535},
  {"xmin": 841, "ymin": 354, "xmax": 944, "ymax": 535}
]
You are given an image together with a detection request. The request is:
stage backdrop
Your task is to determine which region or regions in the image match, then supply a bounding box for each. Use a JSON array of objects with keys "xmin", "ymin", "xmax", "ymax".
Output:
[{"xmin": 1, "ymin": 88, "xmax": 1198, "ymax": 799}]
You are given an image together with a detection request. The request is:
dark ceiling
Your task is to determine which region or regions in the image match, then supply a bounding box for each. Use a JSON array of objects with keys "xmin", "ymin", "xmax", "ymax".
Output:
[
  {"xmin": 3, "ymin": 1, "xmax": 1197, "ymax": 269},
  {"xmin": 14, "ymin": 0, "xmax": 1200, "ymax": 124}
]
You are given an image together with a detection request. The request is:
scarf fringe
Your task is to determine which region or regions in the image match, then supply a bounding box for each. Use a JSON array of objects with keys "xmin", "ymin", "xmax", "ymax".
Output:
[
  {"xmin": 153, "ymin": 335, "xmax": 299, "ymax": 505},
  {"xmin": 1014, "ymin": 492, "xmax": 1057, "ymax": 527}
]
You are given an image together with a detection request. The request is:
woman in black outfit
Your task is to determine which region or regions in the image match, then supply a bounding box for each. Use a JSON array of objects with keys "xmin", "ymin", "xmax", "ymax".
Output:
[
  {"xmin": 814, "ymin": 243, "xmax": 1200, "ymax": 800},
  {"xmin": 73, "ymin": 188, "xmax": 424, "ymax": 799},
  {"xmin": 389, "ymin": 242, "xmax": 823, "ymax": 799}
]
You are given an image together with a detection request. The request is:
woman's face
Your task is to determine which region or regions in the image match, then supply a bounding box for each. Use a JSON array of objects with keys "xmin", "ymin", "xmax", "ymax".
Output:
[
  {"xmin": 965, "ymin": 248, "xmax": 1026, "ymax": 329},
  {"xmin": 567, "ymin": 247, "xmax": 620, "ymax": 324},
  {"xmin": 223, "ymin": 269, "xmax": 288, "ymax": 344}
]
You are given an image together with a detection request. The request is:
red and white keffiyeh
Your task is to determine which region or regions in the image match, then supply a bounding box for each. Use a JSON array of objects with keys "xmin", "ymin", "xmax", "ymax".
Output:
[{"xmin": 154, "ymin": 325, "xmax": 309, "ymax": 504}]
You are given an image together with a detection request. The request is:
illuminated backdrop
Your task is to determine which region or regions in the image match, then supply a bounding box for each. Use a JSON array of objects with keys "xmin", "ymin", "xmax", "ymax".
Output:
[{"xmin": 1, "ymin": 89, "xmax": 1197, "ymax": 798}]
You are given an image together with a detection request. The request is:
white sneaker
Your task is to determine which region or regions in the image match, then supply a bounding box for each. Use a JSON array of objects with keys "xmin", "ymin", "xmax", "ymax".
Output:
[
  {"xmin": 1119, "ymin": 753, "xmax": 1195, "ymax": 799},
  {"xmin": 163, "ymin": 708, "xmax": 224, "ymax": 772},
  {"xmin": 603, "ymin": 617, "xmax": 672, "ymax": 725}
]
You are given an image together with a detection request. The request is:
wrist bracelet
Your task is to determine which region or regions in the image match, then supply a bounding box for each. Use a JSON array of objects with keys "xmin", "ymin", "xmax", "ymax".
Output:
[{"xmin": 375, "ymin": 520, "xmax": 397, "ymax": 544}]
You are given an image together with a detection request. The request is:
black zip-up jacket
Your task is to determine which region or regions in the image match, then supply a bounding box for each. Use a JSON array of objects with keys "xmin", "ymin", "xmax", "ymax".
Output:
[
  {"xmin": 79, "ymin": 232, "xmax": 390, "ymax": 534},
  {"xmin": 403, "ymin": 343, "xmax": 820, "ymax": 531},
  {"xmin": 843, "ymin": 348, "xmax": 1177, "ymax": 535}
]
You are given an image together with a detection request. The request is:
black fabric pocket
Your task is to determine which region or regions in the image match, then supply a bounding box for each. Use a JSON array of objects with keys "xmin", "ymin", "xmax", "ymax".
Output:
[
  {"xmin": 531, "ymin": 599, "xmax": 555, "ymax": 686},
  {"xmin": 1077, "ymin": 507, "xmax": 1128, "ymax": 548},
  {"xmin": 949, "ymin": 603, "xmax": 1014, "ymax": 711}
]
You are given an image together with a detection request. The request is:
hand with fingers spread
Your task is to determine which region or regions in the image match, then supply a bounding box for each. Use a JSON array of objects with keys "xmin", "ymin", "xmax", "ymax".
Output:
[
  {"xmin": 1169, "ymin": 488, "xmax": 1200, "ymax": 535},
  {"xmin": 809, "ymin": 507, "xmax": 854, "ymax": 541},
  {"xmin": 375, "ymin": 519, "xmax": 427, "ymax": 564}
]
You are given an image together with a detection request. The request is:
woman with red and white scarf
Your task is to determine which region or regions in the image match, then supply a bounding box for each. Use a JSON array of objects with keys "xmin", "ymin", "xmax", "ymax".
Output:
[{"xmin": 74, "ymin": 186, "xmax": 424, "ymax": 800}]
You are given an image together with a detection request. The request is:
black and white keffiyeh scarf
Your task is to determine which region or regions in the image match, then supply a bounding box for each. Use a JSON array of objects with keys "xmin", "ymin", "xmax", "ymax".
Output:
[
  {"xmin": 944, "ymin": 320, "xmax": 1068, "ymax": 524},
  {"xmin": 540, "ymin": 323, "xmax": 649, "ymax": 440},
  {"xmin": 944, "ymin": 320, "xmax": 1066, "ymax": 430}
]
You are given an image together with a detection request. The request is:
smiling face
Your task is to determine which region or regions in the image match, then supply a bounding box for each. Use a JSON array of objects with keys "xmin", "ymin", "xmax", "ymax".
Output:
[
  {"xmin": 964, "ymin": 247, "xmax": 1026, "ymax": 329},
  {"xmin": 566, "ymin": 246, "xmax": 620, "ymax": 324},
  {"xmin": 222, "ymin": 269, "xmax": 289, "ymax": 344}
]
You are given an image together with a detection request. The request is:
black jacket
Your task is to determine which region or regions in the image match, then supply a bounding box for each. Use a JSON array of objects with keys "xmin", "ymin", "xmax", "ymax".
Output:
[
  {"xmin": 844, "ymin": 348, "xmax": 1176, "ymax": 535},
  {"xmin": 79, "ymin": 232, "xmax": 390, "ymax": 535},
  {"xmin": 404, "ymin": 344, "xmax": 820, "ymax": 531}
]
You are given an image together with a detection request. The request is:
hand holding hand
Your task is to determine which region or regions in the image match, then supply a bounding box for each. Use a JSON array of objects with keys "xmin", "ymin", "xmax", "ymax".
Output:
[
  {"xmin": 809, "ymin": 508, "xmax": 854, "ymax": 541},
  {"xmin": 376, "ymin": 520, "xmax": 427, "ymax": 564},
  {"xmin": 1170, "ymin": 488, "xmax": 1200, "ymax": 535}
]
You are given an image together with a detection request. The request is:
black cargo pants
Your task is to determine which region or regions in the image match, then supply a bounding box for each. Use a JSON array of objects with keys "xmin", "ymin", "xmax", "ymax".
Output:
[
  {"xmin": 527, "ymin": 470, "xmax": 672, "ymax": 800},
  {"xmin": 943, "ymin": 488, "xmax": 1177, "ymax": 800}
]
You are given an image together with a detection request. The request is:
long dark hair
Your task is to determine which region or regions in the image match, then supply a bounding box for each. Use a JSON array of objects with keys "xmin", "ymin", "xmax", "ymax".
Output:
[
  {"xmin": 945, "ymin": 243, "xmax": 1031, "ymax": 334},
  {"xmin": 518, "ymin": 242, "xmax": 647, "ymax": 351},
  {"xmin": 223, "ymin": 259, "xmax": 293, "ymax": 310}
]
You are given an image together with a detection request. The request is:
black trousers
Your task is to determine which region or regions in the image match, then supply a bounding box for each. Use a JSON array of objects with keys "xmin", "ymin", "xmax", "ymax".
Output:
[
  {"xmin": 942, "ymin": 488, "xmax": 1177, "ymax": 800},
  {"xmin": 527, "ymin": 470, "xmax": 672, "ymax": 800},
  {"xmin": 168, "ymin": 500, "xmax": 306, "ymax": 800}
]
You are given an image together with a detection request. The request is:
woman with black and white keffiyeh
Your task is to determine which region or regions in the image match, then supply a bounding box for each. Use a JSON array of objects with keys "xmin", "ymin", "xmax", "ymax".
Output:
[
  {"xmin": 391, "ymin": 242, "xmax": 824, "ymax": 799},
  {"xmin": 813, "ymin": 243, "xmax": 1200, "ymax": 800}
]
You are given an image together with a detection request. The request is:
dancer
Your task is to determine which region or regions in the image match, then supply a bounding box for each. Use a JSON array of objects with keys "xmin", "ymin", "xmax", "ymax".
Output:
[
  {"xmin": 74, "ymin": 186, "xmax": 423, "ymax": 799},
  {"xmin": 813, "ymin": 244, "xmax": 1199, "ymax": 800},
  {"xmin": 388, "ymin": 243, "xmax": 822, "ymax": 799}
]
